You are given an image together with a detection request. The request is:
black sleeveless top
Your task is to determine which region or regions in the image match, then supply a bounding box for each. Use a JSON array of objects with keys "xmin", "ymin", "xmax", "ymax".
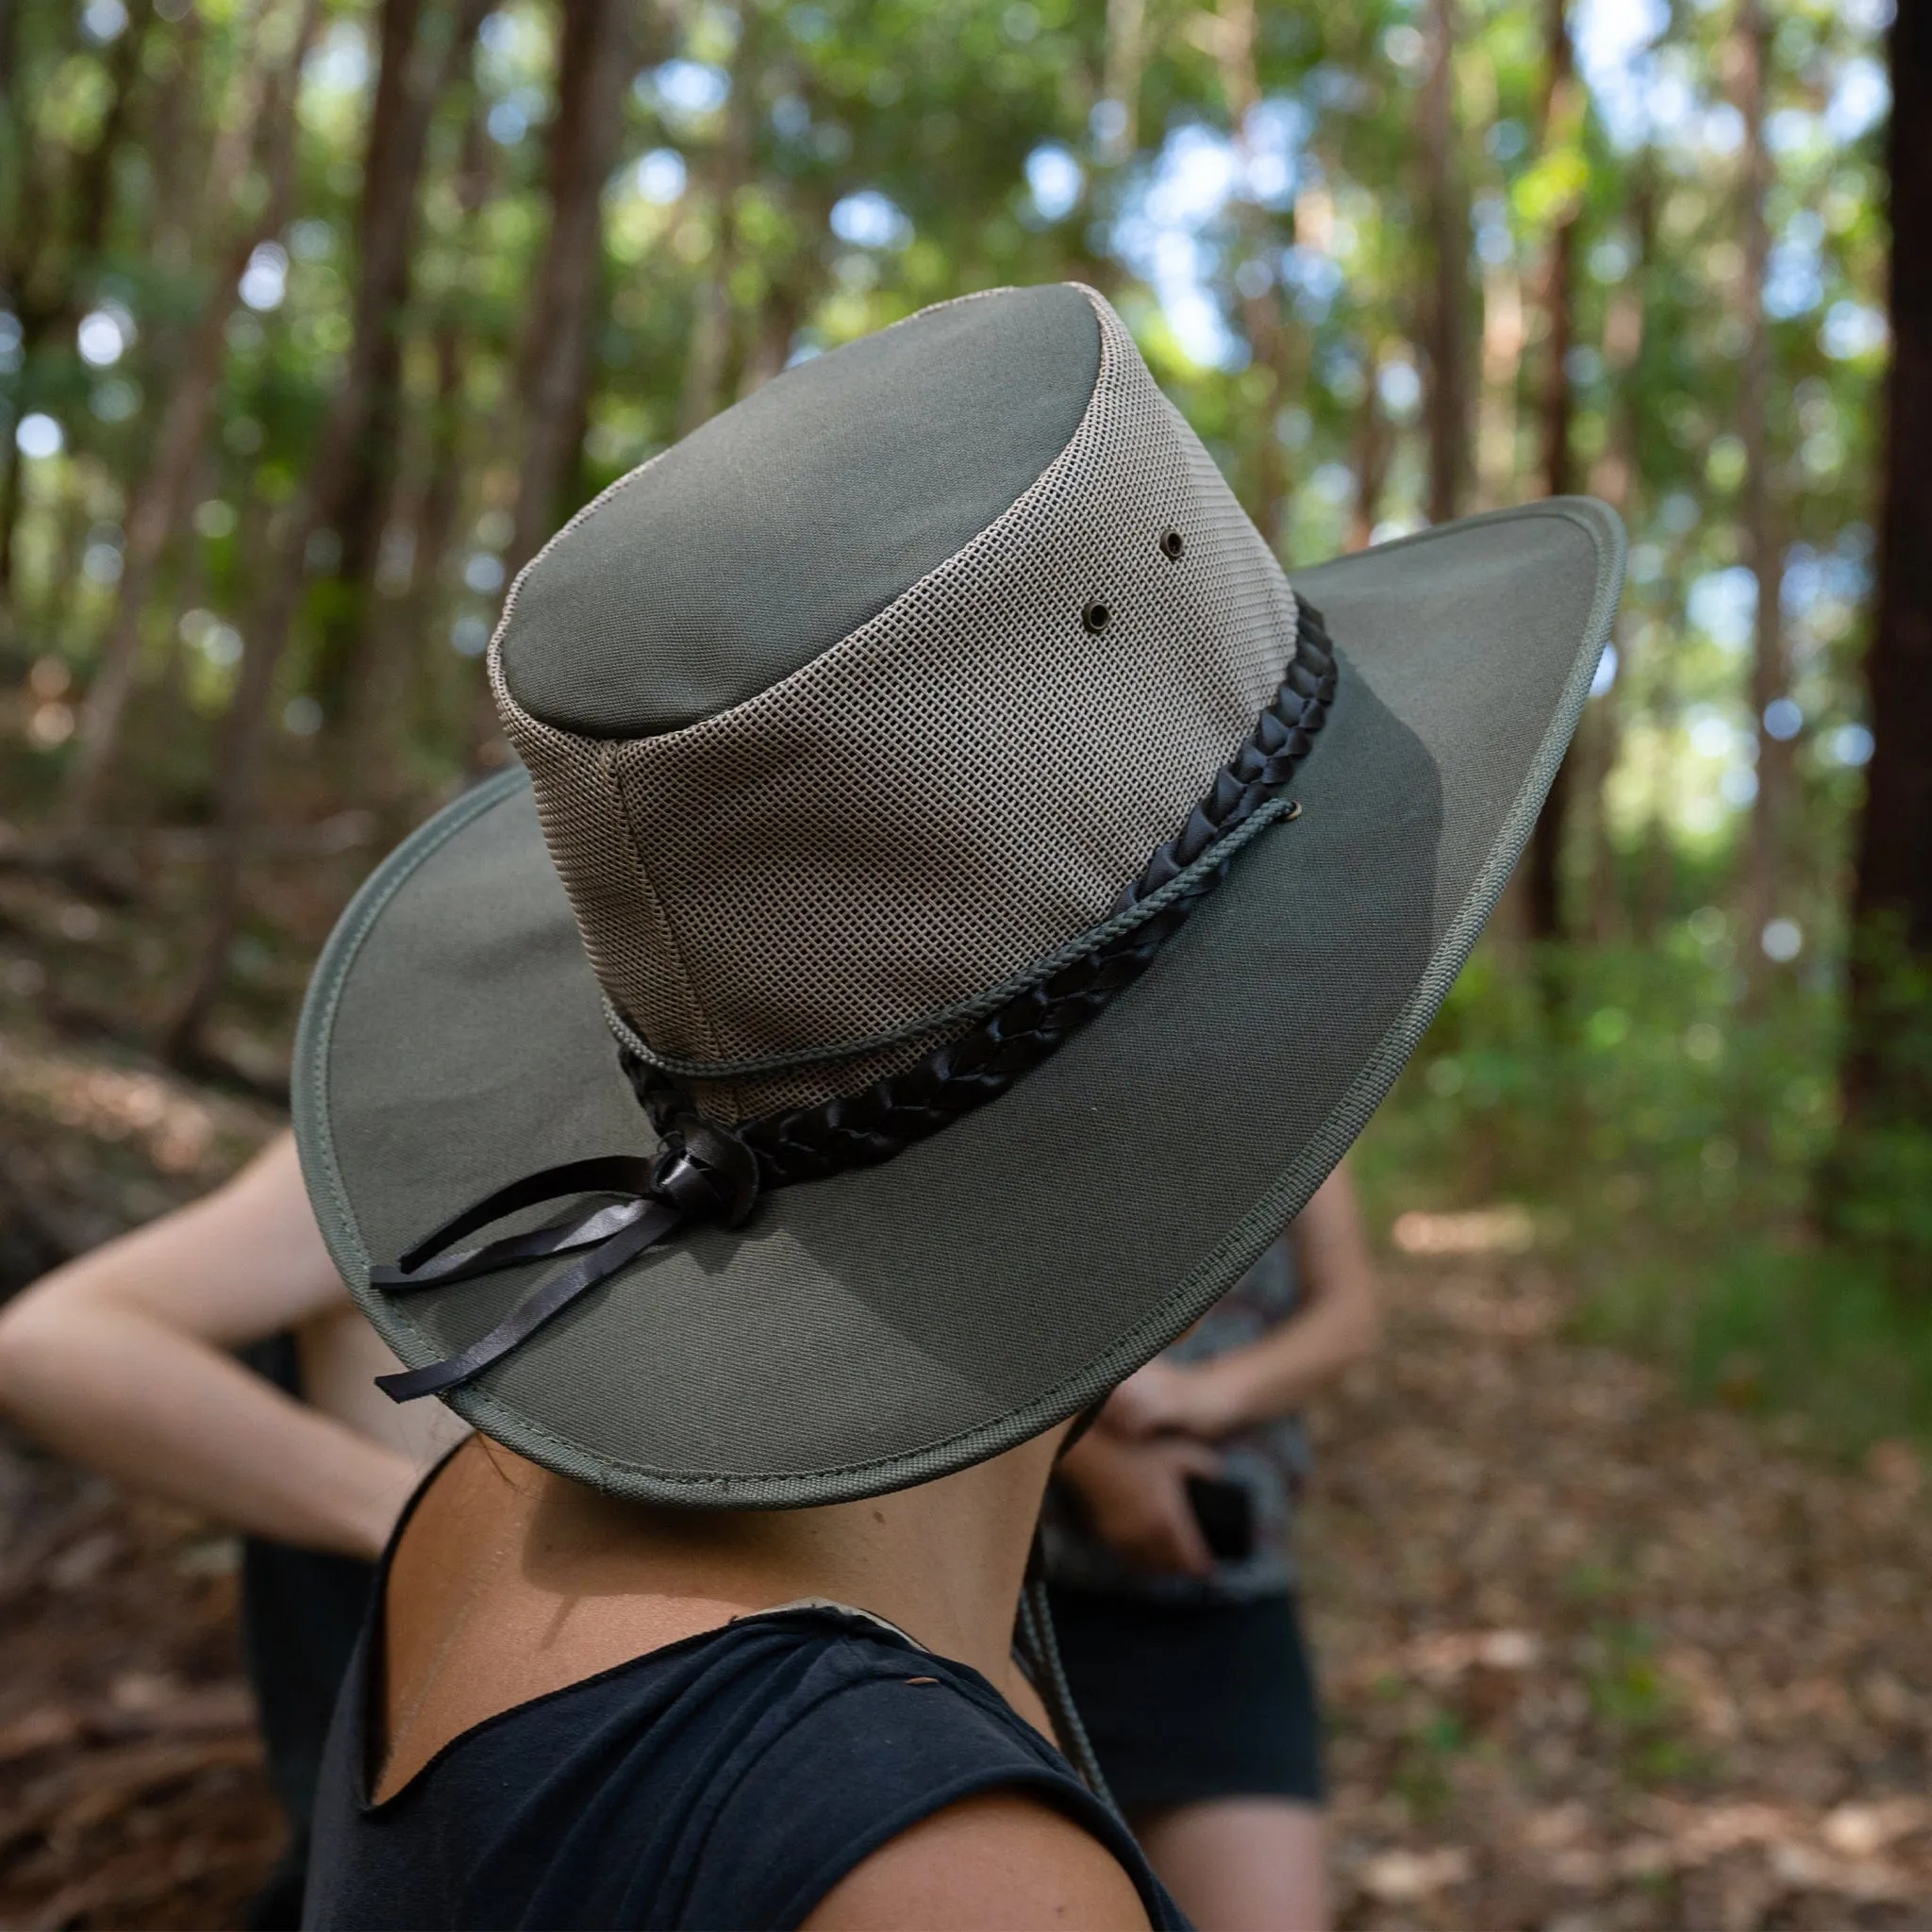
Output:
[{"xmin": 303, "ymin": 1494, "xmax": 1188, "ymax": 1930}]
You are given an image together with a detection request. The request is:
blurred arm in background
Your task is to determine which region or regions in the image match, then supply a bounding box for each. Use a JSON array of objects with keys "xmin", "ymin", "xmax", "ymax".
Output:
[
  {"xmin": 1104, "ymin": 1161, "xmax": 1382, "ymax": 1442},
  {"xmin": 1055, "ymin": 1160, "xmax": 1380, "ymax": 1576},
  {"xmin": 0, "ymin": 1133, "xmax": 441, "ymax": 1559}
]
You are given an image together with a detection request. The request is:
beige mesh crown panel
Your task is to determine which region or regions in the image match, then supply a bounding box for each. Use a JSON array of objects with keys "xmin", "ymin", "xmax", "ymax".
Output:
[{"xmin": 491, "ymin": 287, "xmax": 1297, "ymax": 1124}]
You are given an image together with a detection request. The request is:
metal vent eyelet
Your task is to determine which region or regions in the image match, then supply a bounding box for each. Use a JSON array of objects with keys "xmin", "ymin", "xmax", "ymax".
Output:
[
  {"xmin": 1081, "ymin": 600, "xmax": 1111, "ymax": 635},
  {"xmin": 1160, "ymin": 529, "xmax": 1185, "ymax": 560}
]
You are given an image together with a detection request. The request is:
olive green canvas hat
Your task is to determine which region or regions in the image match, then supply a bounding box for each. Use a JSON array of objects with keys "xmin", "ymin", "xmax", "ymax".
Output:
[{"xmin": 293, "ymin": 282, "xmax": 1623, "ymax": 1507}]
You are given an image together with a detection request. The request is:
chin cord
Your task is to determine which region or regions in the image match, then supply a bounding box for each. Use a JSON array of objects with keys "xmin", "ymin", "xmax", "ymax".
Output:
[{"xmin": 1017, "ymin": 1529, "xmax": 1119, "ymax": 1819}]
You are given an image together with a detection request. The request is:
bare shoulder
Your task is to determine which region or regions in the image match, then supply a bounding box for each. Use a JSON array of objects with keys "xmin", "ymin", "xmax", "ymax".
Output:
[{"xmin": 802, "ymin": 1789, "xmax": 1152, "ymax": 1932}]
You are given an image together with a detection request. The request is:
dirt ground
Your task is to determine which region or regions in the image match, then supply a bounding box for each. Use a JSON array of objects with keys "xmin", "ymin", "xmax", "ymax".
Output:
[{"xmin": 0, "ymin": 1029, "xmax": 1928, "ymax": 1928}]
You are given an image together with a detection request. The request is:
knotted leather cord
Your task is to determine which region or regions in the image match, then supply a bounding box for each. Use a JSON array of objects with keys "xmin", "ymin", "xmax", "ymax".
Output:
[{"xmin": 372, "ymin": 605, "xmax": 1337, "ymax": 1403}]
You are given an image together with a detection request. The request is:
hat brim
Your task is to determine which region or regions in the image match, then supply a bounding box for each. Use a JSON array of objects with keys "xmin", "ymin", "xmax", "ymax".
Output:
[{"xmin": 294, "ymin": 498, "xmax": 1622, "ymax": 1506}]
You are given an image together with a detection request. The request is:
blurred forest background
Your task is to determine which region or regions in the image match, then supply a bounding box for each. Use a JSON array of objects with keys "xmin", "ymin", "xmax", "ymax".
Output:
[{"xmin": 2, "ymin": 0, "xmax": 1931, "ymax": 1924}]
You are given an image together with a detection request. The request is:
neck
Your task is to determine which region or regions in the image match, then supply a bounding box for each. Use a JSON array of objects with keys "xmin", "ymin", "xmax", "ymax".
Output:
[{"xmin": 488, "ymin": 1427, "xmax": 1064, "ymax": 1691}]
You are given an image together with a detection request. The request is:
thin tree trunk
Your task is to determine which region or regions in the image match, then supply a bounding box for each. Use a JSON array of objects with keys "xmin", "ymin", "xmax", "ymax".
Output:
[
  {"xmin": 507, "ymin": 0, "xmax": 636, "ymax": 566},
  {"xmin": 1098, "ymin": 0, "xmax": 1146, "ymax": 162},
  {"xmin": 1215, "ymin": 0, "xmax": 1292, "ymax": 555},
  {"xmin": 313, "ymin": 0, "xmax": 490, "ymax": 746},
  {"xmin": 1350, "ymin": 347, "xmax": 1388, "ymax": 553},
  {"xmin": 1524, "ymin": 0, "xmax": 1580, "ymax": 942},
  {"xmin": 1840, "ymin": 0, "xmax": 1932, "ymax": 1161},
  {"xmin": 676, "ymin": 8, "xmax": 759, "ymax": 438},
  {"xmin": 1581, "ymin": 174, "xmax": 1652, "ymax": 941},
  {"xmin": 1422, "ymin": 0, "xmax": 1467, "ymax": 526},
  {"xmin": 1736, "ymin": 0, "xmax": 1790, "ymax": 991},
  {"xmin": 1476, "ymin": 262, "xmax": 1524, "ymax": 508},
  {"xmin": 467, "ymin": 0, "xmax": 637, "ymax": 772},
  {"xmin": 352, "ymin": 94, "xmax": 493, "ymax": 806},
  {"xmin": 57, "ymin": 0, "xmax": 318, "ymax": 837},
  {"xmin": 165, "ymin": 0, "xmax": 488, "ymax": 1065}
]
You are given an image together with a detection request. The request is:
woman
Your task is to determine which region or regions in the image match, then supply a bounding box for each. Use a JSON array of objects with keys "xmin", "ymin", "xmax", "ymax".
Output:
[
  {"xmin": 1050, "ymin": 1163, "xmax": 1379, "ymax": 1930},
  {"xmin": 0, "ymin": 1133, "xmax": 462, "ymax": 1925},
  {"xmin": 2, "ymin": 281, "xmax": 1620, "ymax": 1927}
]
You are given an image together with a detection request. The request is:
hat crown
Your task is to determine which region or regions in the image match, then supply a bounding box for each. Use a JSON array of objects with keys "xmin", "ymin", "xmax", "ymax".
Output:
[
  {"xmin": 499, "ymin": 284, "xmax": 1103, "ymax": 739},
  {"xmin": 490, "ymin": 284, "xmax": 1298, "ymax": 1124}
]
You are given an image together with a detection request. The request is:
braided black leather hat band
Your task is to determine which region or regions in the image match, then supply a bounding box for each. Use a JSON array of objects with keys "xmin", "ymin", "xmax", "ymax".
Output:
[{"xmin": 372, "ymin": 603, "xmax": 1338, "ymax": 1402}]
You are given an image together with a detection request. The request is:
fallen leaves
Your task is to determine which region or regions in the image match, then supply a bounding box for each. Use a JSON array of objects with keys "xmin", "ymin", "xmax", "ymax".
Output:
[{"xmin": 1307, "ymin": 1257, "xmax": 1932, "ymax": 1929}]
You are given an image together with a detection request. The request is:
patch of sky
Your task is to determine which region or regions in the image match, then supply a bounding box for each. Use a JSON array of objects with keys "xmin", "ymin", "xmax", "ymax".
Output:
[
  {"xmin": 1278, "ymin": 245, "xmax": 1342, "ymax": 321},
  {"xmin": 1473, "ymin": 193, "xmax": 1512, "ymax": 266},
  {"xmin": 464, "ymin": 551, "xmax": 506, "ymax": 595},
  {"xmin": 305, "ymin": 22, "xmax": 370, "ymax": 95},
  {"xmin": 1764, "ymin": 210, "xmax": 1825, "ymax": 319},
  {"xmin": 80, "ymin": 0, "xmax": 127, "ymax": 42},
  {"xmin": 1824, "ymin": 722, "xmax": 1874, "ymax": 769},
  {"xmin": 451, "ymin": 614, "xmax": 490, "ymax": 658},
  {"xmin": 1825, "ymin": 57, "xmax": 1889, "ymax": 143},
  {"xmin": 1590, "ymin": 641, "xmax": 1619, "ymax": 698},
  {"xmin": 289, "ymin": 218, "xmax": 333, "ymax": 261},
  {"xmin": 1763, "ymin": 697, "xmax": 1803, "ymax": 741},
  {"xmin": 1305, "ymin": 65, "xmax": 1367, "ymax": 112},
  {"xmin": 1659, "ymin": 490, "xmax": 1701, "ymax": 536},
  {"xmin": 1589, "ymin": 235, "xmax": 1633, "ymax": 283},
  {"xmin": 1026, "ymin": 144, "xmax": 1084, "ymax": 224},
  {"xmin": 1687, "ymin": 706, "xmax": 1747, "ymax": 763},
  {"xmin": 1108, "ymin": 125, "xmax": 1241, "ymax": 368},
  {"xmin": 829, "ymin": 190, "xmax": 912, "ymax": 250},
  {"xmin": 771, "ymin": 93, "xmax": 810, "ymax": 141},
  {"xmin": 635, "ymin": 148, "xmax": 688, "ymax": 204},
  {"xmin": 1233, "ymin": 255, "xmax": 1274, "ymax": 300},
  {"xmin": 1760, "ymin": 918, "xmax": 1802, "ymax": 963},
  {"xmin": 1628, "ymin": 541, "xmax": 1665, "ymax": 586},
  {"xmin": 1241, "ymin": 98, "xmax": 1307, "ymax": 208},
  {"xmin": 1688, "ymin": 565, "xmax": 1757, "ymax": 652},
  {"xmin": 1765, "ymin": 108, "xmax": 1817, "ymax": 158},
  {"xmin": 647, "ymin": 59, "xmax": 730, "ymax": 117},
  {"xmin": 77, "ymin": 308, "xmax": 131, "ymax": 369},
  {"xmin": 1574, "ymin": 0, "xmax": 1669, "ymax": 151},
  {"xmin": 1308, "ymin": 461, "xmax": 1353, "ymax": 507},
  {"xmin": 1822, "ymin": 300, "xmax": 1887, "ymax": 362},
  {"xmin": 239, "ymin": 242, "xmax": 288, "ymax": 313},
  {"xmin": 15, "ymin": 413, "xmax": 61, "ymax": 461},
  {"xmin": 1702, "ymin": 102, "xmax": 1744, "ymax": 155},
  {"xmin": 1839, "ymin": 0, "xmax": 1895, "ymax": 32},
  {"xmin": 1485, "ymin": 119, "xmax": 1526, "ymax": 162},
  {"xmin": 1377, "ymin": 358, "xmax": 1422, "ymax": 420},
  {"xmin": 488, "ymin": 97, "xmax": 527, "ymax": 144}
]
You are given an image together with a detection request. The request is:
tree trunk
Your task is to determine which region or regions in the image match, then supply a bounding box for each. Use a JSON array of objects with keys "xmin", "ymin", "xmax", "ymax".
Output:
[
  {"xmin": 676, "ymin": 8, "xmax": 759, "ymax": 439},
  {"xmin": 1581, "ymin": 172, "xmax": 1652, "ymax": 941},
  {"xmin": 1524, "ymin": 0, "xmax": 1579, "ymax": 942},
  {"xmin": 165, "ymin": 0, "xmax": 487, "ymax": 1066},
  {"xmin": 467, "ymin": 0, "xmax": 637, "ymax": 772},
  {"xmin": 1215, "ymin": 0, "xmax": 1292, "ymax": 555},
  {"xmin": 1736, "ymin": 0, "xmax": 1791, "ymax": 990},
  {"xmin": 1422, "ymin": 0, "xmax": 1467, "ymax": 526},
  {"xmin": 57, "ymin": 0, "xmax": 320, "ymax": 837},
  {"xmin": 1098, "ymin": 0, "xmax": 1146, "ymax": 162},
  {"xmin": 1840, "ymin": 0, "xmax": 1932, "ymax": 1157},
  {"xmin": 1350, "ymin": 347, "xmax": 1388, "ymax": 553}
]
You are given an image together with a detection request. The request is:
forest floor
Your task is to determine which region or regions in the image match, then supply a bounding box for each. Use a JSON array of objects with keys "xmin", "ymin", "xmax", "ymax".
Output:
[{"xmin": 0, "ymin": 1008, "xmax": 1929, "ymax": 1929}]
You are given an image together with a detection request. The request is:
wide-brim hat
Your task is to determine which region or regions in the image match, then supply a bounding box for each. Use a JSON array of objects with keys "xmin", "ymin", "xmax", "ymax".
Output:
[{"xmin": 293, "ymin": 283, "xmax": 1622, "ymax": 1507}]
